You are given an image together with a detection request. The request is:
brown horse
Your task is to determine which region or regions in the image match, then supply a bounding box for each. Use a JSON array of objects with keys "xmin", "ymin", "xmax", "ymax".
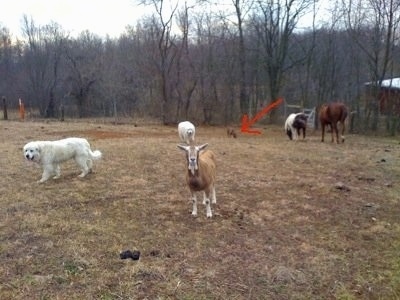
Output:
[{"xmin": 319, "ymin": 102, "xmax": 348, "ymax": 143}]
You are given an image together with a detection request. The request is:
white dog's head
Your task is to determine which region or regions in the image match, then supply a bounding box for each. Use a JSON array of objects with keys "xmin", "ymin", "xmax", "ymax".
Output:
[{"xmin": 23, "ymin": 142, "xmax": 41, "ymax": 163}]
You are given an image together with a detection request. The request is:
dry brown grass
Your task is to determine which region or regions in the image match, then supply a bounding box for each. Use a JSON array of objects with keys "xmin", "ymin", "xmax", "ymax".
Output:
[{"xmin": 1, "ymin": 119, "xmax": 400, "ymax": 300}]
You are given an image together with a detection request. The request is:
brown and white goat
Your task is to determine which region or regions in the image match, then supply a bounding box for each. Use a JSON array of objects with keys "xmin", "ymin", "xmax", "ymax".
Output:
[{"xmin": 177, "ymin": 143, "xmax": 216, "ymax": 218}]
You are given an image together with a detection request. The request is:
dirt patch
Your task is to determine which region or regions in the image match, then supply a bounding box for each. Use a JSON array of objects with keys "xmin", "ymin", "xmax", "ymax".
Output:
[
  {"xmin": 51, "ymin": 129, "xmax": 135, "ymax": 139},
  {"xmin": 45, "ymin": 127, "xmax": 177, "ymax": 140}
]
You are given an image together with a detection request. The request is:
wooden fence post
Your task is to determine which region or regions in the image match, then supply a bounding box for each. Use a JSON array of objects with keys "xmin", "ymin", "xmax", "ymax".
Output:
[
  {"xmin": 19, "ymin": 98, "xmax": 25, "ymax": 120},
  {"xmin": 2, "ymin": 96, "xmax": 7, "ymax": 120}
]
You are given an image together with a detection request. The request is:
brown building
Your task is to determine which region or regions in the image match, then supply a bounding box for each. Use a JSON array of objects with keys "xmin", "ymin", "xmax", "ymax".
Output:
[{"xmin": 365, "ymin": 78, "xmax": 400, "ymax": 116}]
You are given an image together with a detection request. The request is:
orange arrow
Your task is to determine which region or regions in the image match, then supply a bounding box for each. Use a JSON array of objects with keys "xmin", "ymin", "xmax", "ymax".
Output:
[{"xmin": 241, "ymin": 97, "xmax": 283, "ymax": 134}]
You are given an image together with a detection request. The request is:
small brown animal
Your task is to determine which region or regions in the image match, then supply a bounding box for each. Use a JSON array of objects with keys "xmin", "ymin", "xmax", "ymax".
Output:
[
  {"xmin": 227, "ymin": 127, "xmax": 237, "ymax": 138},
  {"xmin": 319, "ymin": 102, "xmax": 348, "ymax": 143}
]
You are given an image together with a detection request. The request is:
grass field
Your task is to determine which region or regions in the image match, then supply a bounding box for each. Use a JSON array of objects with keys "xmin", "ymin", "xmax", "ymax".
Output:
[{"xmin": 1, "ymin": 119, "xmax": 400, "ymax": 299}]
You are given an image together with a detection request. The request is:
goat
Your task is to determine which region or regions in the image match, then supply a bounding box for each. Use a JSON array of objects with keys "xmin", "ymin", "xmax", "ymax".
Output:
[
  {"xmin": 178, "ymin": 121, "xmax": 196, "ymax": 144},
  {"xmin": 285, "ymin": 112, "xmax": 308, "ymax": 140},
  {"xmin": 319, "ymin": 102, "xmax": 348, "ymax": 143},
  {"xmin": 177, "ymin": 143, "xmax": 217, "ymax": 218}
]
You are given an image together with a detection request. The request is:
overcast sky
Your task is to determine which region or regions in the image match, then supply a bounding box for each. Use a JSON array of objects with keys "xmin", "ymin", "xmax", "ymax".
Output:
[
  {"xmin": 0, "ymin": 0, "xmax": 331, "ymax": 39},
  {"xmin": 0, "ymin": 0, "xmax": 152, "ymax": 38}
]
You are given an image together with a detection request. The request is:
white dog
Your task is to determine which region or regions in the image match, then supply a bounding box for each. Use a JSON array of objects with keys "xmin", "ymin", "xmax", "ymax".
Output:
[
  {"xmin": 178, "ymin": 121, "xmax": 195, "ymax": 144},
  {"xmin": 23, "ymin": 137, "xmax": 102, "ymax": 183}
]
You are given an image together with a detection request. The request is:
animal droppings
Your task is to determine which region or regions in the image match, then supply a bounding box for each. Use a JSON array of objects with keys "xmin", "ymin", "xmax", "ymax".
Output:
[{"xmin": 120, "ymin": 250, "xmax": 140, "ymax": 260}]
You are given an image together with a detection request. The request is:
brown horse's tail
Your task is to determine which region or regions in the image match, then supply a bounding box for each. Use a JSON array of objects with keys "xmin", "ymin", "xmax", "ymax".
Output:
[{"xmin": 341, "ymin": 105, "xmax": 348, "ymax": 123}]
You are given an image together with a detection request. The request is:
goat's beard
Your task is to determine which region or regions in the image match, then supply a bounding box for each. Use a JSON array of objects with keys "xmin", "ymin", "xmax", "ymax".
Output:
[{"xmin": 189, "ymin": 161, "xmax": 197, "ymax": 175}]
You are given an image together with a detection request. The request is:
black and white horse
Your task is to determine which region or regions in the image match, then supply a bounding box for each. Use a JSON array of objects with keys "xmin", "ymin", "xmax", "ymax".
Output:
[{"xmin": 285, "ymin": 113, "xmax": 308, "ymax": 140}]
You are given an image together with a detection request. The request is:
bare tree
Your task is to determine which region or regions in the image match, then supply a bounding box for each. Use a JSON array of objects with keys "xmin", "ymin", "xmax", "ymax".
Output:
[
  {"xmin": 344, "ymin": 0, "xmax": 400, "ymax": 130},
  {"xmin": 0, "ymin": 27, "xmax": 14, "ymax": 102},
  {"xmin": 252, "ymin": 0, "xmax": 314, "ymax": 122},
  {"xmin": 174, "ymin": 2, "xmax": 198, "ymax": 120},
  {"xmin": 21, "ymin": 16, "xmax": 66, "ymax": 117},
  {"xmin": 64, "ymin": 31, "xmax": 103, "ymax": 118},
  {"xmin": 233, "ymin": 0, "xmax": 254, "ymax": 116},
  {"xmin": 139, "ymin": 0, "xmax": 179, "ymax": 124},
  {"xmin": 194, "ymin": 12, "xmax": 228, "ymax": 124}
]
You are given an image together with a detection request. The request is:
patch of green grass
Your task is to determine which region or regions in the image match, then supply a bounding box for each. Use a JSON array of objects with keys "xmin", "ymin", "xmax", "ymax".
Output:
[
  {"xmin": 63, "ymin": 260, "xmax": 85, "ymax": 276},
  {"xmin": 335, "ymin": 286, "xmax": 357, "ymax": 300}
]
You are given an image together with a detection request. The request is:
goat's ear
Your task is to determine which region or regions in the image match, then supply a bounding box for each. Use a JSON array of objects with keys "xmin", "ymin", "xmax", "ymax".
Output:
[
  {"xmin": 198, "ymin": 143, "xmax": 208, "ymax": 151},
  {"xmin": 177, "ymin": 144, "xmax": 188, "ymax": 151}
]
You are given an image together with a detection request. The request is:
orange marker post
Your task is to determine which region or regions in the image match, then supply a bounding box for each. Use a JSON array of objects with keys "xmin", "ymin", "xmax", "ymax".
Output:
[{"xmin": 19, "ymin": 98, "xmax": 25, "ymax": 120}]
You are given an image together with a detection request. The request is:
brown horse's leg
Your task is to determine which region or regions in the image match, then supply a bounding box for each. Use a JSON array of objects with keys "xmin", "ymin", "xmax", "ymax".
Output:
[
  {"xmin": 341, "ymin": 121, "xmax": 346, "ymax": 143},
  {"xmin": 321, "ymin": 124, "xmax": 325, "ymax": 142},
  {"xmin": 333, "ymin": 123, "xmax": 339, "ymax": 143}
]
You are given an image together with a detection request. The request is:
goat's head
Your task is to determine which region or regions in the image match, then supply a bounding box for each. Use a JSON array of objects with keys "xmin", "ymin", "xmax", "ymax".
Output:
[{"xmin": 177, "ymin": 143, "xmax": 208, "ymax": 175}]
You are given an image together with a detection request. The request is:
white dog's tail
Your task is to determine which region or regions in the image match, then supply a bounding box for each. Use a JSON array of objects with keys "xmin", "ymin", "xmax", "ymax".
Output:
[{"xmin": 90, "ymin": 150, "xmax": 102, "ymax": 160}]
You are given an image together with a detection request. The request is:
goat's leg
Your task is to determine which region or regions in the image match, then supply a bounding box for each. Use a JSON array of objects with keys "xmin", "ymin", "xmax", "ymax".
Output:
[
  {"xmin": 191, "ymin": 192, "xmax": 197, "ymax": 216},
  {"xmin": 204, "ymin": 195, "xmax": 212, "ymax": 218},
  {"xmin": 202, "ymin": 192, "xmax": 206, "ymax": 204},
  {"xmin": 211, "ymin": 185, "xmax": 216, "ymax": 204}
]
